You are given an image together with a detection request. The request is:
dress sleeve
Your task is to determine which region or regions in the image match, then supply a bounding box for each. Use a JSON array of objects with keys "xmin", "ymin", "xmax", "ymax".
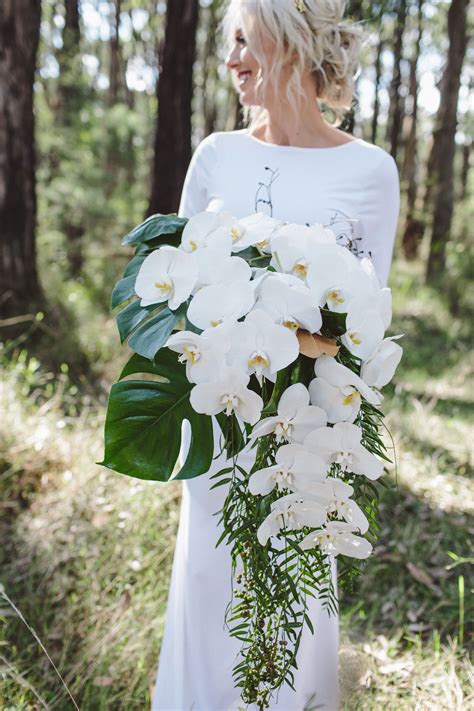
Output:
[
  {"xmin": 359, "ymin": 152, "xmax": 400, "ymax": 287},
  {"xmin": 178, "ymin": 134, "xmax": 217, "ymax": 219}
]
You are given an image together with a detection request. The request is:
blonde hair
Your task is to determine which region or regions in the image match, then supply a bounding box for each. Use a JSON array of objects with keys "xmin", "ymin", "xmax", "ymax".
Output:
[{"xmin": 221, "ymin": 0, "xmax": 365, "ymax": 128}]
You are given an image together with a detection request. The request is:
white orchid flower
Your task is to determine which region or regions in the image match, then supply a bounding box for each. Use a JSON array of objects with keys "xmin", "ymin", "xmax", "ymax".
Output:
[
  {"xmin": 186, "ymin": 281, "xmax": 255, "ymax": 330},
  {"xmin": 194, "ymin": 253, "xmax": 251, "ymax": 290},
  {"xmin": 250, "ymin": 383, "xmax": 327, "ymax": 443},
  {"xmin": 270, "ymin": 224, "xmax": 320, "ymax": 282},
  {"xmin": 255, "ymin": 274, "xmax": 323, "ymax": 333},
  {"xmin": 309, "ymin": 355, "xmax": 381, "ymax": 423},
  {"xmin": 300, "ymin": 521, "xmax": 372, "ymax": 559},
  {"xmin": 299, "ymin": 478, "xmax": 369, "ymax": 533},
  {"xmin": 228, "ymin": 309, "xmax": 299, "ymax": 382},
  {"xmin": 231, "ymin": 212, "xmax": 281, "ymax": 253},
  {"xmin": 189, "ymin": 367, "xmax": 263, "ymax": 424},
  {"xmin": 257, "ymin": 492, "xmax": 328, "ymax": 546},
  {"xmin": 341, "ymin": 304, "xmax": 385, "ymax": 361},
  {"xmin": 361, "ymin": 337, "xmax": 403, "ymax": 388},
  {"xmin": 249, "ymin": 443, "xmax": 328, "ymax": 496},
  {"xmin": 135, "ymin": 245, "xmax": 198, "ymax": 310},
  {"xmin": 165, "ymin": 330, "xmax": 228, "ymax": 384},
  {"xmin": 306, "ymin": 244, "xmax": 376, "ymax": 313},
  {"xmin": 180, "ymin": 210, "xmax": 237, "ymax": 255},
  {"xmin": 303, "ymin": 422, "xmax": 384, "ymax": 480},
  {"xmin": 271, "ymin": 223, "xmax": 336, "ymax": 273}
]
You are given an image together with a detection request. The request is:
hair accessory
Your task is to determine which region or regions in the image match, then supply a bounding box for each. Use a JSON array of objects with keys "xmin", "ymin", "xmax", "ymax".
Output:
[{"xmin": 294, "ymin": 0, "xmax": 306, "ymax": 13}]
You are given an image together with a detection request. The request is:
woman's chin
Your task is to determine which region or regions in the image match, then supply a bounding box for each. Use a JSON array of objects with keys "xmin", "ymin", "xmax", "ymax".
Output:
[{"xmin": 238, "ymin": 91, "xmax": 260, "ymax": 107}]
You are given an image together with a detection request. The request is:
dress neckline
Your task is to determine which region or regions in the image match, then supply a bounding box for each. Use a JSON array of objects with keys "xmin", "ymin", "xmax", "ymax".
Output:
[{"xmin": 241, "ymin": 129, "xmax": 364, "ymax": 152}]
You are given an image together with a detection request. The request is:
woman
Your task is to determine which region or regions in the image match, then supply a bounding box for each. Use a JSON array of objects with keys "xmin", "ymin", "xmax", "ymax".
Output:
[{"xmin": 152, "ymin": 1, "xmax": 400, "ymax": 709}]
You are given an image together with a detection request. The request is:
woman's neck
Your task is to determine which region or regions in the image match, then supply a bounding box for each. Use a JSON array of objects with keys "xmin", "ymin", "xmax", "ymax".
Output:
[{"xmin": 250, "ymin": 93, "xmax": 354, "ymax": 149}]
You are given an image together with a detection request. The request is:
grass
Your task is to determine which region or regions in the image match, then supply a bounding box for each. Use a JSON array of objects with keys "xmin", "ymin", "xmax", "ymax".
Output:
[{"xmin": 0, "ymin": 259, "xmax": 472, "ymax": 710}]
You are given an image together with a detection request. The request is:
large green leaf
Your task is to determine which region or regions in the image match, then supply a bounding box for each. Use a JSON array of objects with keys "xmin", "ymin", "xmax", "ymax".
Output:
[
  {"xmin": 123, "ymin": 254, "xmax": 146, "ymax": 278},
  {"xmin": 127, "ymin": 304, "xmax": 185, "ymax": 360},
  {"xmin": 111, "ymin": 274, "xmax": 137, "ymax": 310},
  {"xmin": 115, "ymin": 300, "xmax": 160, "ymax": 343},
  {"xmin": 99, "ymin": 350, "xmax": 214, "ymax": 482},
  {"xmin": 122, "ymin": 213, "xmax": 186, "ymax": 246},
  {"xmin": 133, "ymin": 233, "xmax": 182, "ymax": 253}
]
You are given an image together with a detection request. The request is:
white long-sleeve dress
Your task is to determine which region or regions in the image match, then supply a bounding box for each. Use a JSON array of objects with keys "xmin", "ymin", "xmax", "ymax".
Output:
[{"xmin": 152, "ymin": 129, "xmax": 400, "ymax": 711}]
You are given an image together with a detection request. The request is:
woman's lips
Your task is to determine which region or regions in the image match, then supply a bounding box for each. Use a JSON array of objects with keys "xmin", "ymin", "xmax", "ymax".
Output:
[{"xmin": 238, "ymin": 70, "xmax": 252, "ymax": 85}]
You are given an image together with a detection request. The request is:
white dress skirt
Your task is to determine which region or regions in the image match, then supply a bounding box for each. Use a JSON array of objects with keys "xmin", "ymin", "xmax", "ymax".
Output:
[
  {"xmin": 152, "ymin": 420, "xmax": 340, "ymax": 711},
  {"xmin": 151, "ymin": 129, "xmax": 400, "ymax": 711}
]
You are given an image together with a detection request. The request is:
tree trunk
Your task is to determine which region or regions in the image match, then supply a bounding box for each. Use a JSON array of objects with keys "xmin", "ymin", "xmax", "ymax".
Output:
[
  {"xmin": 109, "ymin": 0, "xmax": 122, "ymax": 105},
  {"xmin": 202, "ymin": 0, "xmax": 219, "ymax": 137},
  {"xmin": 148, "ymin": 0, "xmax": 200, "ymax": 215},
  {"xmin": 386, "ymin": 0, "xmax": 407, "ymax": 161},
  {"xmin": 371, "ymin": 37, "xmax": 384, "ymax": 145},
  {"xmin": 460, "ymin": 140, "xmax": 470, "ymax": 201},
  {"xmin": 426, "ymin": 0, "xmax": 468, "ymax": 281},
  {"xmin": 0, "ymin": 0, "xmax": 42, "ymax": 320},
  {"xmin": 57, "ymin": 0, "xmax": 81, "ymax": 125},
  {"xmin": 401, "ymin": 0, "xmax": 424, "ymax": 260}
]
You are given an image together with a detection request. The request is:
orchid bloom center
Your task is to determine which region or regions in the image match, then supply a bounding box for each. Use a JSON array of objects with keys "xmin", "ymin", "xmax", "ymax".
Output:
[
  {"xmin": 292, "ymin": 261, "xmax": 308, "ymax": 279},
  {"xmin": 347, "ymin": 330, "xmax": 362, "ymax": 345},
  {"xmin": 341, "ymin": 386, "xmax": 360, "ymax": 406},
  {"xmin": 231, "ymin": 227, "xmax": 241, "ymax": 242},
  {"xmin": 274, "ymin": 418, "xmax": 292, "ymax": 442},
  {"xmin": 154, "ymin": 280, "xmax": 173, "ymax": 295},
  {"xmin": 256, "ymin": 239, "xmax": 268, "ymax": 249},
  {"xmin": 282, "ymin": 317, "xmax": 299, "ymax": 331},
  {"xmin": 248, "ymin": 350, "xmax": 269, "ymax": 373},
  {"xmin": 179, "ymin": 346, "xmax": 200, "ymax": 365},
  {"xmin": 326, "ymin": 289, "xmax": 345, "ymax": 307},
  {"xmin": 319, "ymin": 531, "xmax": 334, "ymax": 546},
  {"xmin": 221, "ymin": 393, "xmax": 239, "ymax": 416},
  {"xmin": 273, "ymin": 467, "xmax": 292, "ymax": 487},
  {"xmin": 335, "ymin": 450, "xmax": 353, "ymax": 469},
  {"xmin": 210, "ymin": 319, "xmax": 223, "ymax": 327},
  {"xmin": 189, "ymin": 240, "xmax": 198, "ymax": 251}
]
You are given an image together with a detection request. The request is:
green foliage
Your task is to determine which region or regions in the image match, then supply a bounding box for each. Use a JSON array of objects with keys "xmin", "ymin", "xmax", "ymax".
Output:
[{"xmin": 100, "ymin": 350, "xmax": 214, "ymax": 482}]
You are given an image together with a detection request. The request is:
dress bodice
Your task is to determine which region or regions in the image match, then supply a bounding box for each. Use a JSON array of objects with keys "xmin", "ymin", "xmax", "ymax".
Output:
[{"xmin": 178, "ymin": 128, "xmax": 400, "ymax": 287}]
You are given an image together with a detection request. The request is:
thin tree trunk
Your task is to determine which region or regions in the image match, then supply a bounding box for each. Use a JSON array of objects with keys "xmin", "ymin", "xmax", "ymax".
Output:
[
  {"xmin": 57, "ymin": 0, "xmax": 85, "ymax": 275},
  {"xmin": 386, "ymin": 0, "xmax": 407, "ymax": 161},
  {"xmin": 460, "ymin": 141, "xmax": 470, "ymax": 202},
  {"xmin": 57, "ymin": 0, "xmax": 81, "ymax": 125},
  {"xmin": 109, "ymin": 0, "xmax": 122, "ymax": 105},
  {"xmin": 0, "ymin": 0, "xmax": 42, "ymax": 319},
  {"xmin": 202, "ymin": 0, "xmax": 219, "ymax": 137},
  {"xmin": 148, "ymin": 0, "xmax": 200, "ymax": 215},
  {"xmin": 426, "ymin": 0, "xmax": 468, "ymax": 281},
  {"xmin": 401, "ymin": 0, "xmax": 424, "ymax": 260},
  {"xmin": 371, "ymin": 38, "xmax": 384, "ymax": 145}
]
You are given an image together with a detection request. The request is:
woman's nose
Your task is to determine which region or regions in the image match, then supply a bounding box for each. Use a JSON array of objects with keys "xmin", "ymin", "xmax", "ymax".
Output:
[{"xmin": 225, "ymin": 44, "xmax": 240, "ymax": 69}]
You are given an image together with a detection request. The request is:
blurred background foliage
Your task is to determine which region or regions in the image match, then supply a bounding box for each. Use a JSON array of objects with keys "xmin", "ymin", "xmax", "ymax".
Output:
[{"xmin": 0, "ymin": 0, "xmax": 472, "ymax": 708}]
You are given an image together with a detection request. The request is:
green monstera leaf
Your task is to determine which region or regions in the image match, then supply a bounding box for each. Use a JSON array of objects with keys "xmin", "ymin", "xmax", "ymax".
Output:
[
  {"xmin": 121, "ymin": 213, "xmax": 186, "ymax": 249},
  {"xmin": 99, "ymin": 351, "xmax": 214, "ymax": 482},
  {"xmin": 111, "ymin": 215, "xmax": 189, "ymax": 360}
]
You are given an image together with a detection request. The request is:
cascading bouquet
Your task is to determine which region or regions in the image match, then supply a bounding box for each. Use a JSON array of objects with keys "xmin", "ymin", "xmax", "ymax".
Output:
[{"xmin": 101, "ymin": 210, "xmax": 402, "ymax": 709}]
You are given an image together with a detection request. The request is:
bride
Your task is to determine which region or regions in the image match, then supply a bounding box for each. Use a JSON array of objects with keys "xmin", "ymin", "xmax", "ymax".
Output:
[{"xmin": 152, "ymin": 0, "xmax": 400, "ymax": 709}]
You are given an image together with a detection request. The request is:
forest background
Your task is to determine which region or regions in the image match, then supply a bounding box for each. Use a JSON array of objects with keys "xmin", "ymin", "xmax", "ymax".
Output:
[{"xmin": 0, "ymin": 0, "xmax": 472, "ymax": 709}]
